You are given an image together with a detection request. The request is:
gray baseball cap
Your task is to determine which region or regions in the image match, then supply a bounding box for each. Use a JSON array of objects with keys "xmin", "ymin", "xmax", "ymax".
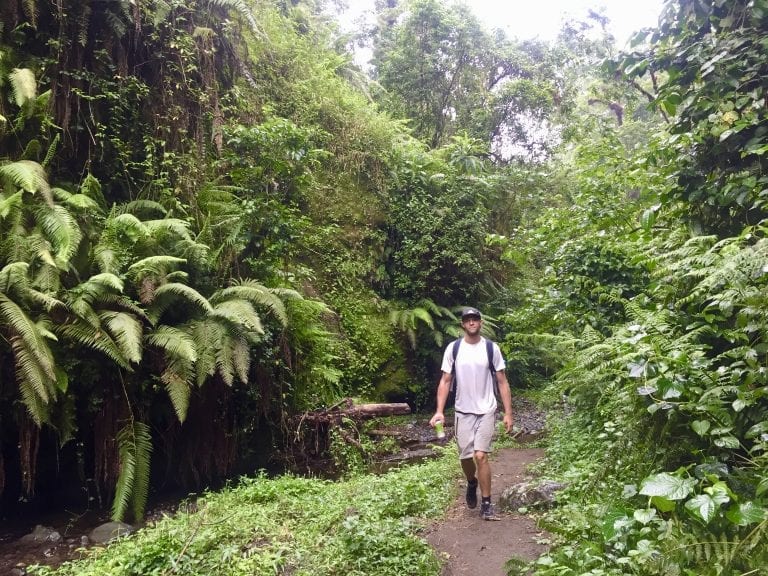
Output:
[{"xmin": 461, "ymin": 307, "xmax": 482, "ymax": 320}]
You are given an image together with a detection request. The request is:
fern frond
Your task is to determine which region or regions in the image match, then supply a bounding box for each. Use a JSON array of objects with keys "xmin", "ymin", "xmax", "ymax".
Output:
[
  {"xmin": 9, "ymin": 68, "xmax": 36, "ymax": 107},
  {"xmin": 36, "ymin": 203, "xmax": 83, "ymax": 267},
  {"xmin": 143, "ymin": 218, "xmax": 192, "ymax": 241},
  {"xmin": 56, "ymin": 320, "xmax": 132, "ymax": 369},
  {"xmin": 0, "ymin": 159, "xmax": 53, "ymax": 205},
  {"xmin": 0, "ymin": 261, "xmax": 30, "ymax": 294},
  {"xmin": 0, "ymin": 190, "xmax": 23, "ymax": 219},
  {"xmin": 208, "ymin": 0, "xmax": 262, "ymax": 38},
  {"xmin": 112, "ymin": 421, "xmax": 152, "ymax": 522},
  {"xmin": 42, "ymin": 132, "xmax": 59, "ymax": 168},
  {"xmin": 146, "ymin": 326, "xmax": 197, "ymax": 363},
  {"xmin": 412, "ymin": 307, "xmax": 435, "ymax": 329},
  {"xmin": 191, "ymin": 320, "xmax": 223, "ymax": 386},
  {"xmin": 210, "ymin": 299, "xmax": 264, "ymax": 334},
  {"xmin": 60, "ymin": 191, "xmax": 102, "ymax": 212},
  {"xmin": 11, "ymin": 335, "xmax": 55, "ymax": 422},
  {"xmin": 212, "ymin": 280, "xmax": 287, "ymax": 326},
  {"xmin": 110, "ymin": 213, "xmax": 147, "ymax": 241},
  {"xmin": 126, "ymin": 255, "xmax": 186, "ymax": 281},
  {"xmin": 147, "ymin": 326, "xmax": 197, "ymax": 421},
  {"xmin": 232, "ymin": 337, "xmax": 250, "ymax": 383},
  {"xmin": 100, "ymin": 311, "xmax": 143, "ymax": 365},
  {"xmin": 147, "ymin": 282, "xmax": 212, "ymax": 324},
  {"xmin": 79, "ymin": 173, "xmax": 106, "ymax": 208},
  {"xmin": 160, "ymin": 368, "xmax": 191, "ymax": 422},
  {"xmin": 21, "ymin": 0, "xmax": 38, "ymax": 28}
]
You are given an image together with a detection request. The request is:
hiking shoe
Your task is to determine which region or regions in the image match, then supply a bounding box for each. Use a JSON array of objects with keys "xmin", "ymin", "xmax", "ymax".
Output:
[
  {"xmin": 480, "ymin": 502, "xmax": 501, "ymax": 521},
  {"xmin": 465, "ymin": 479, "xmax": 478, "ymax": 509}
]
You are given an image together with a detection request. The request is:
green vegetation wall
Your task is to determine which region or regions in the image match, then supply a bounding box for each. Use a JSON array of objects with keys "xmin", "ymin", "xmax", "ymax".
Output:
[{"xmin": 0, "ymin": 0, "xmax": 418, "ymax": 521}]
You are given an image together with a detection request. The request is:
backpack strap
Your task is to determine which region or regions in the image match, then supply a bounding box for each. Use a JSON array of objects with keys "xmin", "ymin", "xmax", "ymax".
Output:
[
  {"xmin": 449, "ymin": 338, "xmax": 462, "ymax": 393},
  {"xmin": 486, "ymin": 339, "xmax": 499, "ymax": 398}
]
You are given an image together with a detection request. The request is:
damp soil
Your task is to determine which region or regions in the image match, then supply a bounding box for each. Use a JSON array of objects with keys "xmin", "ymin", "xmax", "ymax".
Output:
[
  {"xmin": 425, "ymin": 446, "xmax": 549, "ymax": 575},
  {"xmin": 0, "ymin": 396, "xmax": 549, "ymax": 575}
]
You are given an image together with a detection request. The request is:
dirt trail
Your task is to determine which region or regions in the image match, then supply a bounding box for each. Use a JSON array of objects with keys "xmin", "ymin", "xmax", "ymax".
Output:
[{"xmin": 426, "ymin": 446, "xmax": 549, "ymax": 575}]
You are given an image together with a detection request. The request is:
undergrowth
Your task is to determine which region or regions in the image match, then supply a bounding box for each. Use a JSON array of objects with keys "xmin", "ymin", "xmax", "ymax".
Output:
[{"xmin": 30, "ymin": 447, "xmax": 457, "ymax": 576}]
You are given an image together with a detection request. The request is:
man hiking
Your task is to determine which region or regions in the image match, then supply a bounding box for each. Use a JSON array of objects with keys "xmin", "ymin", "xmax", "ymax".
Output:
[{"xmin": 429, "ymin": 307, "xmax": 513, "ymax": 520}]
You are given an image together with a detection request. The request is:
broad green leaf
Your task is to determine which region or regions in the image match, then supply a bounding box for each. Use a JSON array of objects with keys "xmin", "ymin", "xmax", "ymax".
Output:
[
  {"xmin": 691, "ymin": 420, "xmax": 710, "ymax": 436},
  {"xmin": 650, "ymin": 496, "xmax": 676, "ymax": 512},
  {"xmin": 745, "ymin": 421, "xmax": 768, "ymax": 439},
  {"xmin": 713, "ymin": 436, "xmax": 740, "ymax": 449},
  {"xmin": 633, "ymin": 509, "xmax": 656, "ymax": 524},
  {"xmin": 685, "ymin": 494, "xmax": 717, "ymax": 523},
  {"xmin": 725, "ymin": 502, "xmax": 766, "ymax": 526},
  {"xmin": 705, "ymin": 482, "xmax": 731, "ymax": 505},
  {"xmin": 640, "ymin": 473, "xmax": 695, "ymax": 500}
]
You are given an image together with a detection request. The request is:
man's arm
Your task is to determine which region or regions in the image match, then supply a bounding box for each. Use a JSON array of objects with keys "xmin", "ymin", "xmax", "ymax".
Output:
[
  {"xmin": 496, "ymin": 371, "xmax": 513, "ymax": 433},
  {"xmin": 429, "ymin": 371, "xmax": 453, "ymax": 427}
]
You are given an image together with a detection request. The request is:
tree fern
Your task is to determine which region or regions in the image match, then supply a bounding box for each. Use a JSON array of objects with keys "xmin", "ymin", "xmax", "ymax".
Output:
[
  {"xmin": 146, "ymin": 282, "xmax": 212, "ymax": 325},
  {"xmin": 212, "ymin": 280, "xmax": 289, "ymax": 327},
  {"xmin": 101, "ymin": 311, "xmax": 144, "ymax": 365},
  {"xmin": 35, "ymin": 203, "xmax": 82, "ymax": 267},
  {"xmin": 146, "ymin": 326, "xmax": 197, "ymax": 421},
  {"xmin": 0, "ymin": 159, "xmax": 53, "ymax": 205},
  {"xmin": 0, "ymin": 293, "xmax": 58, "ymax": 424},
  {"xmin": 8, "ymin": 67, "xmax": 36, "ymax": 108},
  {"xmin": 57, "ymin": 321, "xmax": 133, "ymax": 369},
  {"xmin": 111, "ymin": 421, "xmax": 152, "ymax": 522},
  {"xmin": 209, "ymin": 299, "xmax": 263, "ymax": 334}
]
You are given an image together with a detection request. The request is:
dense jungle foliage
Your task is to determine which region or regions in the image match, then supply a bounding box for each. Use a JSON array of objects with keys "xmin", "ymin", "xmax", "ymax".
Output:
[{"xmin": 1, "ymin": 0, "xmax": 767, "ymax": 574}]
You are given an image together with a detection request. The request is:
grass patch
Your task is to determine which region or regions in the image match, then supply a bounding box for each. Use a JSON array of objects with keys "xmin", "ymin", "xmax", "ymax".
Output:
[{"xmin": 30, "ymin": 447, "xmax": 458, "ymax": 576}]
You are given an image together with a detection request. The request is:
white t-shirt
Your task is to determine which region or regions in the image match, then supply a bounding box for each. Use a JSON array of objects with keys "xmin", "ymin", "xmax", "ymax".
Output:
[{"xmin": 441, "ymin": 337, "xmax": 505, "ymax": 415}]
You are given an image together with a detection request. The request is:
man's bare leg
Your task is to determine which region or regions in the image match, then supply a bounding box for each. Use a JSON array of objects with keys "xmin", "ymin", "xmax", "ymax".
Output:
[
  {"xmin": 460, "ymin": 457, "xmax": 476, "ymax": 482},
  {"xmin": 474, "ymin": 450, "xmax": 491, "ymax": 497}
]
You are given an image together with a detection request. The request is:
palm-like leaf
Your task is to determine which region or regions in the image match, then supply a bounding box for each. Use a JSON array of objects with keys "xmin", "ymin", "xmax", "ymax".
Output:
[
  {"xmin": 111, "ymin": 421, "xmax": 152, "ymax": 522},
  {"xmin": 146, "ymin": 326, "xmax": 197, "ymax": 421},
  {"xmin": 212, "ymin": 280, "xmax": 288, "ymax": 327},
  {"xmin": 8, "ymin": 68, "xmax": 36, "ymax": 107},
  {"xmin": 147, "ymin": 283, "xmax": 213, "ymax": 324},
  {"xmin": 209, "ymin": 299, "xmax": 263, "ymax": 334},
  {"xmin": 0, "ymin": 294, "xmax": 58, "ymax": 424},
  {"xmin": 0, "ymin": 160, "xmax": 53, "ymax": 205},
  {"xmin": 101, "ymin": 311, "xmax": 143, "ymax": 365},
  {"xmin": 35, "ymin": 203, "xmax": 82, "ymax": 267}
]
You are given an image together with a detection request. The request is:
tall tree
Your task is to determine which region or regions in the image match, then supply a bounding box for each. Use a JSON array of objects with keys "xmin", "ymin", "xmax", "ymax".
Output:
[{"xmin": 370, "ymin": 0, "xmax": 562, "ymax": 159}]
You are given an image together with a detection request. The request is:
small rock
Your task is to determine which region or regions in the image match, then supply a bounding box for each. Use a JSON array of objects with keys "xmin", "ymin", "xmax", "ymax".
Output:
[
  {"xmin": 499, "ymin": 480, "xmax": 567, "ymax": 511},
  {"xmin": 19, "ymin": 525, "xmax": 62, "ymax": 545},
  {"xmin": 80, "ymin": 535, "xmax": 90, "ymax": 546},
  {"xmin": 88, "ymin": 522, "xmax": 134, "ymax": 544}
]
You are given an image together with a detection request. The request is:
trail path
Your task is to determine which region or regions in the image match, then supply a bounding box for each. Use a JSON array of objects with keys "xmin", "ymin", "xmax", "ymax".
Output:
[{"xmin": 425, "ymin": 447, "xmax": 549, "ymax": 575}]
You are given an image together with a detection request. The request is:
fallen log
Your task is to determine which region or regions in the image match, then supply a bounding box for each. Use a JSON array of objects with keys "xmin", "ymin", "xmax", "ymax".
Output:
[
  {"xmin": 298, "ymin": 399, "xmax": 411, "ymax": 424},
  {"xmin": 346, "ymin": 403, "xmax": 411, "ymax": 418}
]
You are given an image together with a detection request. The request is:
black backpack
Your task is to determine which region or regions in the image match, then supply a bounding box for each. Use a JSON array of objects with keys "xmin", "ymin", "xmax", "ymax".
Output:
[{"xmin": 449, "ymin": 338, "xmax": 499, "ymax": 397}]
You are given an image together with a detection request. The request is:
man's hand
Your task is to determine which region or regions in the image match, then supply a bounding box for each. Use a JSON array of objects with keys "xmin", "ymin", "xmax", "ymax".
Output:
[
  {"xmin": 502, "ymin": 413, "xmax": 513, "ymax": 434},
  {"xmin": 429, "ymin": 413, "xmax": 444, "ymax": 428}
]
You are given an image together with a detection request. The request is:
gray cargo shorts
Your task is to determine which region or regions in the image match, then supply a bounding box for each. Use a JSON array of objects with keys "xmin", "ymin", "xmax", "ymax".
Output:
[{"xmin": 455, "ymin": 411, "xmax": 496, "ymax": 460}]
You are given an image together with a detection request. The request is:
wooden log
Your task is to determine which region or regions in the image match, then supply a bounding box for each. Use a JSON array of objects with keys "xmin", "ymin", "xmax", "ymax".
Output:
[
  {"xmin": 297, "ymin": 400, "xmax": 411, "ymax": 424},
  {"xmin": 345, "ymin": 403, "xmax": 411, "ymax": 418}
]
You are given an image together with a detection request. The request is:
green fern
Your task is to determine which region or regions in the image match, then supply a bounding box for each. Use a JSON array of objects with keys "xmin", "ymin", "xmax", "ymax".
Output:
[
  {"xmin": 146, "ymin": 326, "xmax": 197, "ymax": 421},
  {"xmin": 8, "ymin": 68, "xmax": 36, "ymax": 108},
  {"xmin": 146, "ymin": 282, "xmax": 213, "ymax": 324},
  {"xmin": 0, "ymin": 159, "xmax": 53, "ymax": 205},
  {"xmin": 111, "ymin": 421, "xmax": 152, "ymax": 522},
  {"xmin": 212, "ymin": 280, "xmax": 289, "ymax": 327}
]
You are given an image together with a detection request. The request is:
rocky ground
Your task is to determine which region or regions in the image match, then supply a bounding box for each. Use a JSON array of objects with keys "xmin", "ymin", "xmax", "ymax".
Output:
[{"xmin": 0, "ymin": 395, "xmax": 548, "ymax": 575}]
